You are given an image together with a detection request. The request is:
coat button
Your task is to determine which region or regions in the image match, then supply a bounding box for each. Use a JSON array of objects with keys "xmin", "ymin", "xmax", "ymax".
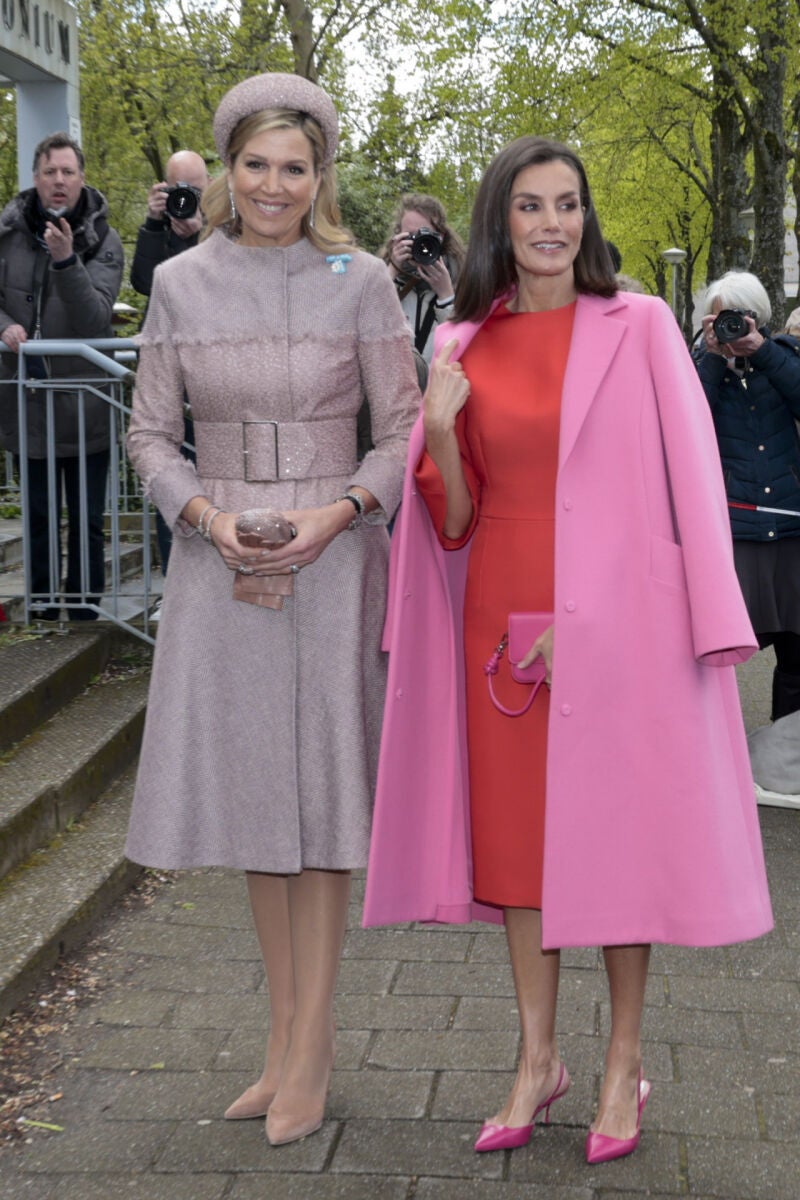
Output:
[
  {"xmin": 768, "ymin": 531, "xmax": 775, "ymax": 538},
  {"xmin": 403, "ymin": 590, "xmax": 412, "ymax": 599},
  {"xmin": 758, "ymin": 445, "xmax": 765, "ymax": 451},
  {"xmin": 395, "ymin": 687, "xmax": 404, "ymax": 698},
  {"xmin": 563, "ymin": 498, "xmax": 573, "ymax": 510},
  {"xmin": 764, "ymin": 487, "xmax": 771, "ymax": 494},
  {"xmin": 565, "ymin": 600, "xmax": 576, "ymax": 612},
  {"xmin": 560, "ymin": 703, "xmax": 572, "ymax": 716}
]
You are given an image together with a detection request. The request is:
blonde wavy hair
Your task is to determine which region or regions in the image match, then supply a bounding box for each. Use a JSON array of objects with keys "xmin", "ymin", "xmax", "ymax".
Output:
[{"xmin": 202, "ymin": 108, "xmax": 354, "ymax": 253}]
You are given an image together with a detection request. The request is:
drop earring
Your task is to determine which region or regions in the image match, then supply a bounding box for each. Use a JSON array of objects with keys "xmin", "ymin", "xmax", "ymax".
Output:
[
  {"xmin": 309, "ymin": 196, "xmax": 316, "ymax": 229},
  {"xmin": 228, "ymin": 189, "xmax": 237, "ymax": 224}
]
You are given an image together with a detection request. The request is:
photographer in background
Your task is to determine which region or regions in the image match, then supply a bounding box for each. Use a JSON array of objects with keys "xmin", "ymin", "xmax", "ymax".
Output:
[
  {"xmin": 0, "ymin": 131, "xmax": 123, "ymax": 620},
  {"xmin": 130, "ymin": 150, "xmax": 210, "ymax": 298},
  {"xmin": 693, "ymin": 271, "xmax": 800, "ymax": 740},
  {"xmin": 381, "ymin": 193, "xmax": 465, "ymax": 367},
  {"xmin": 131, "ymin": 150, "xmax": 208, "ymax": 595}
]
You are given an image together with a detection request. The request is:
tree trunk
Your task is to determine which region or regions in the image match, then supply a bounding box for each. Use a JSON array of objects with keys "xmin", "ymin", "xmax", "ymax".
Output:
[
  {"xmin": 707, "ymin": 75, "xmax": 750, "ymax": 281},
  {"xmin": 748, "ymin": 22, "xmax": 789, "ymax": 323},
  {"xmin": 279, "ymin": 0, "xmax": 318, "ymax": 80}
]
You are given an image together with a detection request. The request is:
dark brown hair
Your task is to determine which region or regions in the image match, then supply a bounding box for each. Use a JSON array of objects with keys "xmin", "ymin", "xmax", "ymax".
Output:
[
  {"xmin": 455, "ymin": 136, "xmax": 617, "ymax": 322},
  {"xmin": 32, "ymin": 132, "xmax": 85, "ymax": 174}
]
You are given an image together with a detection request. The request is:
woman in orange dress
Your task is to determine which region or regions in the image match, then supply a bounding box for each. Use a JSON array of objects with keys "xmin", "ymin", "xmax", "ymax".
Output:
[
  {"xmin": 417, "ymin": 303, "xmax": 572, "ymax": 907},
  {"xmin": 418, "ymin": 139, "xmax": 645, "ymax": 1162}
]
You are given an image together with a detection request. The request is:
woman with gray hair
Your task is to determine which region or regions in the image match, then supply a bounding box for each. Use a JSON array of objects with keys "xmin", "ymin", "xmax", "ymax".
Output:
[
  {"xmin": 124, "ymin": 73, "xmax": 419, "ymax": 1145},
  {"xmin": 694, "ymin": 270, "xmax": 800, "ymax": 726}
]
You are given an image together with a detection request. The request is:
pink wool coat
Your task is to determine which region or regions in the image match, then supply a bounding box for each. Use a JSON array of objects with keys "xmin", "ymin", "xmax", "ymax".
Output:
[{"xmin": 363, "ymin": 290, "xmax": 774, "ymax": 948}]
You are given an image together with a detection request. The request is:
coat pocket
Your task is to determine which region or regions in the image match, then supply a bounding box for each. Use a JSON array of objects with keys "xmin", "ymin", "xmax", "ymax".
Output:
[{"xmin": 649, "ymin": 534, "xmax": 687, "ymax": 593}]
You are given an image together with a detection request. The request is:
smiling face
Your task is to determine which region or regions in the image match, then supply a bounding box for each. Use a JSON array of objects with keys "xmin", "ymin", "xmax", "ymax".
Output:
[
  {"xmin": 507, "ymin": 159, "xmax": 584, "ymax": 288},
  {"xmin": 228, "ymin": 126, "xmax": 318, "ymax": 248},
  {"xmin": 34, "ymin": 147, "xmax": 84, "ymax": 214}
]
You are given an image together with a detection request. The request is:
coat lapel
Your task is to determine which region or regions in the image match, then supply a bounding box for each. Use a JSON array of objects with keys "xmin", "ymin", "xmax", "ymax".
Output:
[{"xmin": 559, "ymin": 293, "xmax": 628, "ymax": 470}]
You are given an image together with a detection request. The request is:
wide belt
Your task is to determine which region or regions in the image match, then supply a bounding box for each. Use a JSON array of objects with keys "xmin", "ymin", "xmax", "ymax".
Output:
[{"xmin": 193, "ymin": 417, "xmax": 357, "ymax": 482}]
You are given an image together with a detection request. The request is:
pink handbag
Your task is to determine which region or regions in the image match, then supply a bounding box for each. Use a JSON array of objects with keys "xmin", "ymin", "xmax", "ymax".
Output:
[{"xmin": 484, "ymin": 611, "xmax": 552, "ymax": 717}]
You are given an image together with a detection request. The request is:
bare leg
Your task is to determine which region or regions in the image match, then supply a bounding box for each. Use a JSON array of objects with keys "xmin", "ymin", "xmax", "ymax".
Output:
[
  {"xmin": 591, "ymin": 944, "xmax": 651, "ymax": 1139},
  {"xmin": 484, "ymin": 907, "xmax": 564, "ymax": 1128},
  {"xmin": 224, "ymin": 871, "xmax": 295, "ymax": 1119},
  {"xmin": 266, "ymin": 868, "xmax": 351, "ymax": 1144}
]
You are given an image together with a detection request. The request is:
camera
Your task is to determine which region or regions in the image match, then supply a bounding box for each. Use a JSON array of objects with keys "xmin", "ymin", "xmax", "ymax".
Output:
[
  {"xmin": 408, "ymin": 227, "xmax": 443, "ymax": 267},
  {"xmin": 712, "ymin": 309, "xmax": 752, "ymax": 343},
  {"xmin": 164, "ymin": 182, "xmax": 202, "ymax": 221}
]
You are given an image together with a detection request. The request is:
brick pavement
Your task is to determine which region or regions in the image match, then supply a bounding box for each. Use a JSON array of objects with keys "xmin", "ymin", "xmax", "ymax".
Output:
[{"xmin": 0, "ymin": 654, "xmax": 798, "ymax": 1200}]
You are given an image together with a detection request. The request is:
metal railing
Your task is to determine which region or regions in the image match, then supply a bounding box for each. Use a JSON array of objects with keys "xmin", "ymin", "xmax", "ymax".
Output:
[{"xmin": 10, "ymin": 338, "xmax": 160, "ymax": 644}]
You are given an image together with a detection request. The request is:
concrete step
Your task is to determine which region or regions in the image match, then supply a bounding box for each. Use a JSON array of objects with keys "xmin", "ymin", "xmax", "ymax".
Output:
[
  {"xmin": 0, "ymin": 518, "xmax": 22, "ymax": 571},
  {"xmin": 0, "ymin": 665, "xmax": 150, "ymax": 880},
  {"xmin": 0, "ymin": 762, "xmax": 142, "ymax": 1021},
  {"xmin": 0, "ymin": 627, "xmax": 111, "ymax": 755}
]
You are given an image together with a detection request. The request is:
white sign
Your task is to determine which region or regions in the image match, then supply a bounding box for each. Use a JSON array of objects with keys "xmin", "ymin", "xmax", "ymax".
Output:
[{"xmin": 0, "ymin": 0, "xmax": 78, "ymax": 85}]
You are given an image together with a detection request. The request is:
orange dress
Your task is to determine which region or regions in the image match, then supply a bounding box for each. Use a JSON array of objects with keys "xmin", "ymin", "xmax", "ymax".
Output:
[{"xmin": 416, "ymin": 302, "xmax": 575, "ymax": 907}]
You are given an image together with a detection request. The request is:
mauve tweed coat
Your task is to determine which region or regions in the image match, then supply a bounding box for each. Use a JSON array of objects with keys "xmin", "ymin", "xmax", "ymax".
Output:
[{"xmin": 125, "ymin": 231, "xmax": 420, "ymax": 872}]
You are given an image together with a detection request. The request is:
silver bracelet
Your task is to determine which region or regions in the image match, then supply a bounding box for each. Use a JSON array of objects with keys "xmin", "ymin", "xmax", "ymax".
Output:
[
  {"xmin": 205, "ymin": 508, "xmax": 225, "ymax": 542},
  {"xmin": 196, "ymin": 503, "xmax": 217, "ymax": 537},
  {"xmin": 334, "ymin": 492, "xmax": 364, "ymax": 530}
]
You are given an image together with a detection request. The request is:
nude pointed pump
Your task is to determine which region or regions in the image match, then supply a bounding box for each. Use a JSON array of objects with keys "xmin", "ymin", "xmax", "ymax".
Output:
[
  {"xmin": 584, "ymin": 1072, "xmax": 651, "ymax": 1164},
  {"xmin": 474, "ymin": 1063, "xmax": 571, "ymax": 1152}
]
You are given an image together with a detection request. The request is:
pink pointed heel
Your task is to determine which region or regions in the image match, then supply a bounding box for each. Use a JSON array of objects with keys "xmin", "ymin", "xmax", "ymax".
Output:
[
  {"xmin": 585, "ymin": 1071, "xmax": 651, "ymax": 1164},
  {"xmin": 474, "ymin": 1063, "xmax": 571, "ymax": 1152}
]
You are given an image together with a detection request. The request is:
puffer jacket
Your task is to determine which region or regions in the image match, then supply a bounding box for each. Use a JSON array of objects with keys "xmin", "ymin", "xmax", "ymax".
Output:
[
  {"xmin": 0, "ymin": 186, "xmax": 124, "ymax": 457},
  {"xmin": 693, "ymin": 331, "xmax": 800, "ymax": 540}
]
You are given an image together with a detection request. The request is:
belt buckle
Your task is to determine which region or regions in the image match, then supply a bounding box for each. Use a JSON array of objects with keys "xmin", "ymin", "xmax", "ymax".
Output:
[{"xmin": 243, "ymin": 420, "xmax": 279, "ymax": 482}]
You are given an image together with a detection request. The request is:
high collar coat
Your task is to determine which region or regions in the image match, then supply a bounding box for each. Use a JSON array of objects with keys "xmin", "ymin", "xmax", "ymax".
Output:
[{"xmin": 364, "ymin": 290, "xmax": 773, "ymax": 949}]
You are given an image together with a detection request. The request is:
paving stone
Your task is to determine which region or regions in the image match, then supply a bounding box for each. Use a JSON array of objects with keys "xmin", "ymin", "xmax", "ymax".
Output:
[
  {"xmin": 725, "ymin": 931, "xmax": 800, "ymax": 980},
  {"xmin": 453, "ymin": 991, "xmax": 596, "ymax": 1035},
  {"xmin": 603, "ymin": 1003, "xmax": 743, "ymax": 1049},
  {"xmin": 343, "ymin": 928, "xmax": 473, "ymax": 961},
  {"xmin": 167, "ymin": 992, "xmax": 268, "ymax": 1031},
  {"xmin": 62, "ymin": 1024, "xmax": 228, "ymax": 1071},
  {"xmin": 644, "ymin": 1078, "xmax": 759, "ymax": 1137},
  {"xmin": 392, "ymin": 961, "xmax": 516, "ymax": 997},
  {"xmin": 665, "ymin": 976, "xmax": 798, "ymax": 1013},
  {"xmin": 334, "ymin": 993, "xmax": 454, "ymax": 1030},
  {"xmin": 7, "ymin": 1119, "xmax": 177, "ymax": 1173},
  {"xmin": 675, "ymin": 1044, "xmax": 800, "ymax": 1093},
  {"xmin": 130, "ymin": 957, "xmax": 265, "ymax": 994},
  {"xmin": 104, "ymin": 1068, "xmax": 252, "ymax": 1121},
  {"xmin": 649, "ymin": 944, "xmax": 732, "ymax": 978},
  {"xmin": 156, "ymin": 1116, "xmax": 337, "ymax": 1173},
  {"xmin": 215, "ymin": 1027, "xmax": 369, "ymax": 1072},
  {"xmin": 229, "ymin": 1173, "xmax": 410, "ymax": 1199},
  {"xmin": 685, "ymin": 1135, "xmax": 800, "ymax": 1199},
  {"xmin": 331, "ymin": 1117, "xmax": 503, "ymax": 1178},
  {"xmin": 416, "ymin": 1182, "xmax": 594, "ymax": 1200},
  {"xmin": 328, "ymin": 1067, "xmax": 435, "ymax": 1119},
  {"xmin": 73, "ymin": 986, "xmax": 177, "ymax": 1028},
  {"xmin": 508, "ymin": 1128, "xmax": 683, "ymax": 1192},
  {"xmin": 740, "ymin": 1008, "xmax": 800, "ymax": 1054},
  {"xmin": 0, "ymin": 1173, "xmax": 232, "ymax": 1200},
  {"xmin": 760, "ymin": 1089, "xmax": 800, "ymax": 1141},
  {"xmin": 119, "ymin": 922, "xmax": 259, "ymax": 961},
  {"xmin": 336, "ymin": 958, "xmax": 398, "ymax": 995},
  {"xmin": 368, "ymin": 1029, "xmax": 519, "ymax": 1071},
  {"xmin": 430, "ymin": 1066, "xmax": 594, "ymax": 1127}
]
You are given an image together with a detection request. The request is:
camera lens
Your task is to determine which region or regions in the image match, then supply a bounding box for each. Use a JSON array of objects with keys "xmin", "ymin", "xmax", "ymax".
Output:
[
  {"xmin": 410, "ymin": 227, "xmax": 443, "ymax": 266},
  {"xmin": 165, "ymin": 185, "xmax": 199, "ymax": 221},
  {"xmin": 712, "ymin": 309, "xmax": 749, "ymax": 343}
]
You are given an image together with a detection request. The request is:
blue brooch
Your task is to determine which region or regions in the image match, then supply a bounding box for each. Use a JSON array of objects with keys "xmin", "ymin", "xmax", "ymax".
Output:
[{"xmin": 326, "ymin": 254, "xmax": 352, "ymax": 275}]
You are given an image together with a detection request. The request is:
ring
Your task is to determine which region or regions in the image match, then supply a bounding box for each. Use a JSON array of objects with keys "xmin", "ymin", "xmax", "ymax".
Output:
[
  {"xmin": 290, "ymin": 564, "xmax": 300, "ymax": 574},
  {"xmin": 237, "ymin": 564, "xmax": 254, "ymax": 575}
]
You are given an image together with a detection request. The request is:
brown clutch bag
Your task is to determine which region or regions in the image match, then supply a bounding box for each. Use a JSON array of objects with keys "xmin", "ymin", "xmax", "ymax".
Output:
[{"xmin": 233, "ymin": 510, "xmax": 296, "ymax": 610}]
